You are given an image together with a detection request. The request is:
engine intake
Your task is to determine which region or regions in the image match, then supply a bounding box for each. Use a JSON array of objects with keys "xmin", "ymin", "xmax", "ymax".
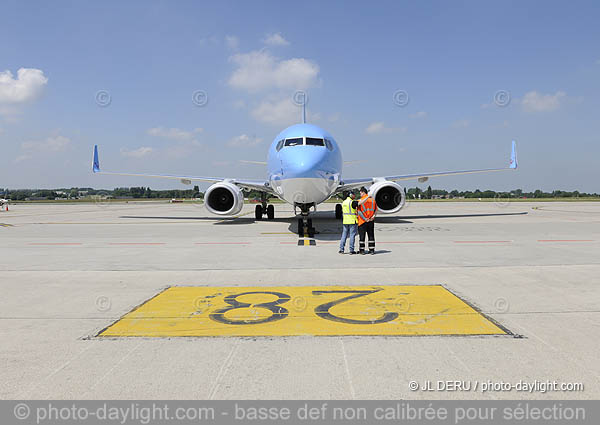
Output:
[
  {"xmin": 205, "ymin": 182, "xmax": 244, "ymax": 216},
  {"xmin": 369, "ymin": 181, "xmax": 406, "ymax": 214}
]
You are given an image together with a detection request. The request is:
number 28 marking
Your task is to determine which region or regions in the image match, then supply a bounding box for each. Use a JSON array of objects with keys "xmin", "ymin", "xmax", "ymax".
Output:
[{"xmin": 208, "ymin": 289, "xmax": 398, "ymax": 325}]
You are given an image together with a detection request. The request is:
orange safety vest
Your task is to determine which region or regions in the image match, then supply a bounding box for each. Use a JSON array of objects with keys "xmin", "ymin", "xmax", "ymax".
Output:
[{"xmin": 357, "ymin": 194, "xmax": 377, "ymax": 226}]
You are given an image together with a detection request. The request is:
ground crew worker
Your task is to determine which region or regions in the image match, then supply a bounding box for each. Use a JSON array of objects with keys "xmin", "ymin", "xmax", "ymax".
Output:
[
  {"xmin": 357, "ymin": 186, "xmax": 377, "ymax": 255},
  {"xmin": 339, "ymin": 191, "xmax": 358, "ymax": 254}
]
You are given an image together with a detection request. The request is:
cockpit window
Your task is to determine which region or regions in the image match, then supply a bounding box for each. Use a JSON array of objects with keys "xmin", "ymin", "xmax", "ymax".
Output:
[
  {"xmin": 305, "ymin": 137, "xmax": 325, "ymax": 146},
  {"xmin": 276, "ymin": 139, "xmax": 284, "ymax": 151},
  {"xmin": 324, "ymin": 139, "xmax": 333, "ymax": 151},
  {"xmin": 284, "ymin": 138, "xmax": 303, "ymax": 147}
]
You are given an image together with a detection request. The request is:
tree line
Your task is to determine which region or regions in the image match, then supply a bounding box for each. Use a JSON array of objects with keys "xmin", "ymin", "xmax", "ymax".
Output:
[
  {"xmin": 1, "ymin": 186, "xmax": 203, "ymax": 201},
  {"xmin": 1, "ymin": 186, "xmax": 598, "ymax": 201},
  {"xmin": 405, "ymin": 186, "xmax": 599, "ymax": 199}
]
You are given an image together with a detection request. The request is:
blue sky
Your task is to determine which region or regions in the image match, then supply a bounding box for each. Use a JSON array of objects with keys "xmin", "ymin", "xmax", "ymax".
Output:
[{"xmin": 1, "ymin": 0, "xmax": 599, "ymax": 191}]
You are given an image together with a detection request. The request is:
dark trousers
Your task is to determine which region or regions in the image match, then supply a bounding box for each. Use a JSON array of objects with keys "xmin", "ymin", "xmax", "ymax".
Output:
[{"xmin": 358, "ymin": 221, "xmax": 375, "ymax": 252}]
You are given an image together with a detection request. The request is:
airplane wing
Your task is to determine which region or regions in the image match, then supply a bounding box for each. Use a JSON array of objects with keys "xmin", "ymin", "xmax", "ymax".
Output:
[
  {"xmin": 92, "ymin": 145, "xmax": 272, "ymax": 193},
  {"xmin": 337, "ymin": 141, "xmax": 518, "ymax": 192}
]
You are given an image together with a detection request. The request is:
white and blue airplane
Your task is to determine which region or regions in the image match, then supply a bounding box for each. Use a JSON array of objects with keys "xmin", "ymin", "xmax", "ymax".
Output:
[{"xmin": 92, "ymin": 115, "xmax": 517, "ymax": 233}]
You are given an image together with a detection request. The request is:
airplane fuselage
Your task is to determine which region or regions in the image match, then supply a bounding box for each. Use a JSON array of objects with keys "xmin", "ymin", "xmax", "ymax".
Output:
[{"xmin": 267, "ymin": 123, "xmax": 342, "ymax": 206}]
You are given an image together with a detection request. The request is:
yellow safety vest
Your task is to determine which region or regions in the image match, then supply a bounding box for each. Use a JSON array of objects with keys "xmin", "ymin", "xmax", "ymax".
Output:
[{"xmin": 342, "ymin": 197, "xmax": 358, "ymax": 224}]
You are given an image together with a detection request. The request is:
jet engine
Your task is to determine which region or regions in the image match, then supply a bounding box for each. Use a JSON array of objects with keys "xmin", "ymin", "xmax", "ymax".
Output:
[
  {"xmin": 369, "ymin": 181, "xmax": 406, "ymax": 214},
  {"xmin": 205, "ymin": 182, "xmax": 244, "ymax": 216}
]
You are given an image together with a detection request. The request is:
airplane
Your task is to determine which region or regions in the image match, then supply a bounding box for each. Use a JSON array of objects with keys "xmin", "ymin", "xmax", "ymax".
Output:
[{"xmin": 92, "ymin": 110, "xmax": 517, "ymax": 235}]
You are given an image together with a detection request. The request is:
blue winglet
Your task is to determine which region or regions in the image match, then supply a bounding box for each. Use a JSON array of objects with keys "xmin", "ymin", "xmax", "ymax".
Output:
[
  {"xmin": 509, "ymin": 140, "xmax": 518, "ymax": 169},
  {"xmin": 93, "ymin": 145, "xmax": 100, "ymax": 173}
]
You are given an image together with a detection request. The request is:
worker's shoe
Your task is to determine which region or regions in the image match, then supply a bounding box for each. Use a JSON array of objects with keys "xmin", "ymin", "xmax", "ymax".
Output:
[
  {"xmin": 338, "ymin": 250, "xmax": 344, "ymax": 254},
  {"xmin": 349, "ymin": 251, "xmax": 357, "ymax": 255},
  {"xmin": 369, "ymin": 250, "xmax": 375, "ymax": 255},
  {"xmin": 359, "ymin": 250, "xmax": 365, "ymax": 255}
]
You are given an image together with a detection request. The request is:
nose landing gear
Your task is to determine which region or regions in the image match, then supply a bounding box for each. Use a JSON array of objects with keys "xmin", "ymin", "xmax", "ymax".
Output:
[
  {"xmin": 297, "ymin": 217, "xmax": 314, "ymax": 238},
  {"xmin": 296, "ymin": 203, "xmax": 316, "ymax": 237}
]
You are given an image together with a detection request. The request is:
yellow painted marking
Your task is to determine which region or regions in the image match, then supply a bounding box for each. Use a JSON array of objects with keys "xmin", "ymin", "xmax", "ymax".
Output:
[
  {"xmin": 98, "ymin": 285, "xmax": 508, "ymax": 337},
  {"xmin": 0, "ymin": 223, "xmax": 13, "ymax": 227},
  {"xmin": 304, "ymin": 238, "xmax": 310, "ymax": 246}
]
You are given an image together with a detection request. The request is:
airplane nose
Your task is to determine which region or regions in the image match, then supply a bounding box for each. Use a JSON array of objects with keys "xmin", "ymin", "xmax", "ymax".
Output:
[{"xmin": 280, "ymin": 146, "xmax": 328, "ymax": 178}]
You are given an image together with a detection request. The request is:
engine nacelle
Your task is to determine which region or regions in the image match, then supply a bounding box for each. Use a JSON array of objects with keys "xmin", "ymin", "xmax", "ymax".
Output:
[
  {"xmin": 205, "ymin": 182, "xmax": 244, "ymax": 216},
  {"xmin": 369, "ymin": 181, "xmax": 406, "ymax": 214}
]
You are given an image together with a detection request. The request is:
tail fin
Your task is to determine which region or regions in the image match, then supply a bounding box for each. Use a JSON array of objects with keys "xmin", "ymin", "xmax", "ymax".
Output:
[
  {"xmin": 93, "ymin": 145, "xmax": 100, "ymax": 173},
  {"xmin": 509, "ymin": 140, "xmax": 518, "ymax": 169}
]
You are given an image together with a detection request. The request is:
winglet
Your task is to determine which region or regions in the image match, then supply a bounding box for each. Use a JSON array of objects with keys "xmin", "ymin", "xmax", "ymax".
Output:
[
  {"xmin": 93, "ymin": 145, "xmax": 100, "ymax": 173},
  {"xmin": 509, "ymin": 140, "xmax": 518, "ymax": 169}
]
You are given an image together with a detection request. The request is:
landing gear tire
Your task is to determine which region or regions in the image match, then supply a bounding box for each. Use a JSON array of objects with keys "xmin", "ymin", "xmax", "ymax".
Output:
[
  {"xmin": 298, "ymin": 218, "xmax": 304, "ymax": 237},
  {"xmin": 335, "ymin": 203, "xmax": 343, "ymax": 220},
  {"xmin": 266, "ymin": 204, "xmax": 274, "ymax": 220},
  {"xmin": 255, "ymin": 204, "xmax": 263, "ymax": 220}
]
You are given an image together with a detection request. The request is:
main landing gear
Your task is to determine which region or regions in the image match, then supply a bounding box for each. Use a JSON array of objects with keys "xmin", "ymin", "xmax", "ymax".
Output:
[
  {"xmin": 335, "ymin": 203, "xmax": 343, "ymax": 220},
  {"xmin": 255, "ymin": 193, "xmax": 274, "ymax": 220},
  {"xmin": 255, "ymin": 204, "xmax": 274, "ymax": 220}
]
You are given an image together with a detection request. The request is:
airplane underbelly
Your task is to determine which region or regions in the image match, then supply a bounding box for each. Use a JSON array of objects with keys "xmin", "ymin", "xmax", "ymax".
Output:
[{"xmin": 271, "ymin": 177, "xmax": 337, "ymax": 205}]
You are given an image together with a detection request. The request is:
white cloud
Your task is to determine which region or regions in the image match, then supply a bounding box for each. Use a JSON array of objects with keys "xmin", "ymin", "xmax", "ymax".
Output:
[
  {"xmin": 452, "ymin": 119, "xmax": 470, "ymax": 128},
  {"xmin": 365, "ymin": 122, "xmax": 406, "ymax": 134},
  {"xmin": 147, "ymin": 126, "xmax": 203, "ymax": 142},
  {"xmin": 251, "ymin": 96, "xmax": 304, "ymax": 126},
  {"xmin": 328, "ymin": 113, "xmax": 340, "ymax": 123},
  {"xmin": 0, "ymin": 68, "xmax": 48, "ymax": 104},
  {"xmin": 228, "ymin": 50, "xmax": 319, "ymax": 92},
  {"xmin": 263, "ymin": 33, "xmax": 290, "ymax": 46},
  {"xmin": 227, "ymin": 134, "xmax": 264, "ymax": 147},
  {"xmin": 120, "ymin": 147, "xmax": 154, "ymax": 158},
  {"xmin": 198, "ymin": 35, "xmax": 219, "ymax": 47},
  {"xmin": 16, "ymin": 134, "xmax": 70, "ymax": 162},
  {"xmin": 366, "ymin": 122, "xmax": 385, "ymax": 134},
  {"xmin": 21, "ymin": 135, "xmax": 70, "ymax": 152},
  {"xmin": 14, "ymin": 154, "xmax": 31, "ymax": 163},
  {"xmin": 225, "ymin": 35, "xmax": 239, "ymax": 50},
  {"xmin": 521, "ymin": 90, "xmax": 566, "ymax": 112},
  {"xmin": 409, "ymin": 111, "xmax": 427, "ymax": 119}
]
